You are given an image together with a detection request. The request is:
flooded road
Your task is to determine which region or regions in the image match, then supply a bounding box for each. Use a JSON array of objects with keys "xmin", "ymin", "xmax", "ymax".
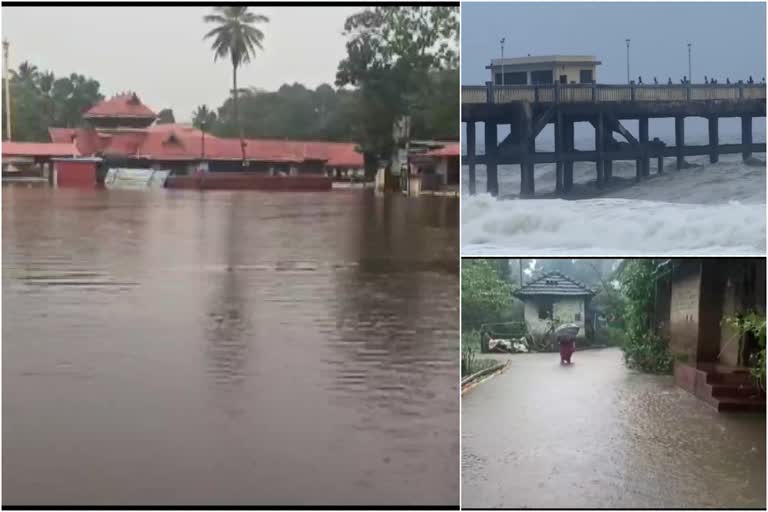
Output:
[
  {"xmin": 3, "ymin": 187, "xmax": 460, "ymax": 506},
  {"xmin": 462, "ymin": 348, "xmax": 765, "ymax": 509}
]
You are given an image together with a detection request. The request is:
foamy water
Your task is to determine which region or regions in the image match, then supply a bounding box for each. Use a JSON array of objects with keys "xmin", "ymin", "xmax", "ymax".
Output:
[{"xmin": 461, "ymin": 153, "xmax": 766, "ymax": 256}]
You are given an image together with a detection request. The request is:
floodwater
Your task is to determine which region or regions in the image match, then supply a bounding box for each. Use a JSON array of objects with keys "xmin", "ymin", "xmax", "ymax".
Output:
[
  {"xmin": 461, "ymin": 125, "xmax": 766, "ymax": 255},
  {"xmin": 2, "ymin": 187, "xmax": 460, "ymax": 507},
  {"xmin": 462, "ymin": 348, "xmax": 766, "ymax": 509}
]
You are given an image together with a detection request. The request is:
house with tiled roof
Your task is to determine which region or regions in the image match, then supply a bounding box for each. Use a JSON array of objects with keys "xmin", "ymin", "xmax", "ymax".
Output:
[{"xmin": 513, "ymin": 271, "xmax": 595, "ymax": 338}]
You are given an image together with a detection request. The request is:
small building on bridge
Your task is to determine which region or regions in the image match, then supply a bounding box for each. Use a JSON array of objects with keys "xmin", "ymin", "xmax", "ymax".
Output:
[
  {"xmin": 513, "ymin": 271, "xmax": 595, "ymax": 340},
  {"xmin": 488, "ymin": 55, "xmax": 601, "ymax": 85}
]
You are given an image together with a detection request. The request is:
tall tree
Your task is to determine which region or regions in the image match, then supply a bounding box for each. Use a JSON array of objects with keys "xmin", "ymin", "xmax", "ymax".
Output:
[
  {"xmin": 203, "ymin": 6, "xmax": 269, "ymax": 161},
  {"xmin": 336, "ymin": 6, "xmax": 459, "ymax": 175},
  {"xmin": 156, "ymin": 108, "xmax": 175, "ymax": 124},
  {"xmin": 192, "ymin": 105, "xmax": 217, "ymax": 130},
  {"xmin": 2, "ymin": 64, "xmax": 102, "ymax": 141}
]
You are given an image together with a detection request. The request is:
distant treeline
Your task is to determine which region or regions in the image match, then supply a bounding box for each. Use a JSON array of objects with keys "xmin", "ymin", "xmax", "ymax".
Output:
[{"xmin": 1, "ymin": 62, "xmax": 458, "ymax": 145}]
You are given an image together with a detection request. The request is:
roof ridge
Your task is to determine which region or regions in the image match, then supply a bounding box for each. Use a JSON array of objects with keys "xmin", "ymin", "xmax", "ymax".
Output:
[{"xmin": 515, "ymin": 269, "xmax": 594, "ymax": 295}]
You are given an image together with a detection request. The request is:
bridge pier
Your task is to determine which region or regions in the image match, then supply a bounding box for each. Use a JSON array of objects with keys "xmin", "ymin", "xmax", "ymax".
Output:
[
  {"xmin": 639, "ymin": 117, "xmax": 650, "ymax": 177},
  {"xmin": 742, "ymin": 116, "xmax": 752, "ymax": 161},
  {"xmin": 595, "ymin": 113, "xmax": 605, "ymax": 188},
  {"xmin": 520, "ymin": 115, "xmax": 535, "ymax": 197},
  {"xmin": 675, "ymin": 116, "xmax": 686, "ymax": 169},
  {"xmin": 708, "ymin": 117, "xmax": 719, "ymax": 163},
  {"xmin": 466, "ymin": 122, "xmax": 476, "ymax": 195},
  {"xmin": 564, "ymin": 118, "xmax": 574, "ymax": 192},
  {"xmin": 485, "ymin": 122, "xmax": 499, "ymax": 196},
  {"xmin": 554, "ymin": 111, "xmax": 564, "ymax": 195},
  {"xmin": 657, "ymin": 155, "xmax": 664, "ymax": 174}
]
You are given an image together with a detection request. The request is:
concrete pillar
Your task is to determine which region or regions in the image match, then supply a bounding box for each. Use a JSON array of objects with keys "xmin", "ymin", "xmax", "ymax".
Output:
[
  {"xmin": 520, "ymin": 114, "xmax": 535, "ymax": 197},
  {"xmin": 485, "ymin": 121, "xmax": 499, "ymax": 196},
  {"xmin": 466, "ymin": 122, "xmax": 476, "ymax": 195},
  {"xmin": 708, "ymin": 117, "xmax": 719, "ymax": 163},
  {"xmin": 675, "ymin": 116, "xmax": 685, "ymax": 169},
  {"xmin": 564, "ymin": 118, "xmax": 574, "ymax": 193},
  {"xmin": 554, "ymin": 111, "xmax": 564, "ymax": 194},
  {"xmin": 639, "ymin": 117, "xmax": 649, "ymax": 176},
  {"xmin": 742, "ymin": 116, "xmax": 752, "ymax": 161},
  {"xmin": 595, "ymin": 113, "xmax": 605, "ymax": 188},
  {"xmin": 657, "ymin": 155, "xmax": 664, "ymax": 174},
  {"xmin": 604, "ymin": 160, "xmax": 613, "ymax": 181}
]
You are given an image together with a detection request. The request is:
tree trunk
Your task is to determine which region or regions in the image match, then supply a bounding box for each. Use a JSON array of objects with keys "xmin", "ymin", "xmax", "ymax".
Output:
[{"xmin": 232, "ymin": 64, "xmax": 245, "ymax": 163}]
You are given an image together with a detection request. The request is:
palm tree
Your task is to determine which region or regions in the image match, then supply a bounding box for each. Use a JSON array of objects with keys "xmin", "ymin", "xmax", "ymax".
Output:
[
  {"xmin": 192, "ymin": 105, "xmax": 217, "ymax": 130},
  {"xmin": 15, "ymin": 61, "xmax": 38, "ymax": 83},
  {"xmin": 203, "ymin": 6, "xmax": 268, "ymax": 162}
]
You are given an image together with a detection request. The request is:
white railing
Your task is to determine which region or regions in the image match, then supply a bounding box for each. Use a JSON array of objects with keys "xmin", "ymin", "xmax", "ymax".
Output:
[{"xmin": 462, "ymin": 83, "xmax": 767, "ymax": 104}]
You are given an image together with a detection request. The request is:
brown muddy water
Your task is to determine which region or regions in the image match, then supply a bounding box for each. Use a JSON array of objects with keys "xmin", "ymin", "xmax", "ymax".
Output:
[
  {"xmin": 462, "ymin": 348, "xmax": 766, "ymax": 509},
  {"xmin": 2, "ymin": 187, "xmax": 460, "ymax": 507}
]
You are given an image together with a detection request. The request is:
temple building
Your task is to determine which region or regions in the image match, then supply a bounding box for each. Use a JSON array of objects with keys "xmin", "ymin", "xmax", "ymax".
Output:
[{"xmin": 44, "ymin": 92, "xmax": 365, "ymax": 176}]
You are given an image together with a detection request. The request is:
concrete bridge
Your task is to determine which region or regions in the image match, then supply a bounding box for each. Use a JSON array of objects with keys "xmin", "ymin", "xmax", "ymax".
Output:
[{"xmin": 462, "ymin": 83, "xmax": 767, "ymax": 196}]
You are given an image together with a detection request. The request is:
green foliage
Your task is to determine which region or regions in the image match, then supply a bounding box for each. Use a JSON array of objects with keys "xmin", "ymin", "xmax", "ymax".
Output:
[
  {"xmin": 156, "ymin": 108, "xmax": 175, "ymax": 124},
  {"xmin": 618, "ymin": 259, "xmax": 673, "ymax": 373},
  {"xmin": 594, "ymin": 326, "xmax": 626, "ymax": 347},
  {"xmin": 621, "ymin": 332, "xmax": 674, "ymax": 374},
  {"xmin": 203, "ymin": 6, "xmax": 268, "ymax": 67},
  {"xmin": 2, "ymin": 64, "xmax": 103, "ymax": 141},
  {"xmin": 335, "ymin": 6, "xmax": 459, "ymax": 162},
  {"xmin": 461, "ymin": 330, "xmax": 498, "ymax": 377},
  {"xmin": 461, "ymin": 259, "xmax": 514, "ymax": 334},
  {"xmin": 192, "ymin": 105, "xmax": 218, "ymax": 130},
  {"xmin": 723, "ymin": 311, "xmax": 766, "ymax": 390},
  {"xmin": 204, "ymin": 6, "xmax": 269, "ymax": 158},
  {"xmin": 211, "ymin": 83, "xmax": 360, "ymax": 141}
]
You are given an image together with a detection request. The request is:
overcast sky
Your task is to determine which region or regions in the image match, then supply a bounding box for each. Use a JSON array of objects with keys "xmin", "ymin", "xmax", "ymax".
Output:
[
  {"xmin": 462, "ymin": 2, "xmax": 766, "ymax": 85},
  {"xmin": 2, "ymin": 6, "xmax": 360, "ymax": 122}
]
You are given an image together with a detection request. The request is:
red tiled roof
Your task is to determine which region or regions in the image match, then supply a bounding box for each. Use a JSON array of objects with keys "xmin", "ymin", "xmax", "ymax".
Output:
[
  {"xmin": 303, "ymin": 141, "xmax": 363, "ymax": 168},
  {"xmin": 58, "ymin": 123, "xmax": 363, "ymax": 166},
  {"xmin": 2, "ymin": 141, "xmax": 80, "ymax": 157},
  {"xmin": 48, "ymin": 127, "xmax": 76, "ymax": 143},
  {"xmin": 84, "ymin": 93, "xmax": 157, "ymax": 119},
  {"xmin": 423, "ymin": 143, "xmax": 460, "ymax": 158}
]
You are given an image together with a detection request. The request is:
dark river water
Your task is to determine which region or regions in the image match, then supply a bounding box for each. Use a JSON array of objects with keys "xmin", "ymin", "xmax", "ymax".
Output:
[{"xmin": 2, "ymin": 187, "xmax": 460, "ymax": 507}]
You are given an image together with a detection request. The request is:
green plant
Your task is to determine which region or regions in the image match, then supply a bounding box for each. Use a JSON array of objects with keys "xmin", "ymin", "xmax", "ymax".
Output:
[
  {"xmin": 618, "ymin": 260, "xmax": 674, "ymax": 374},
  {"xmin": 461, "ymin": 330, "xmax": 499, "ymax": 377},
  {"xmin": 723, "ymin": 311, "xmax": 766, "ymax": 391},
  {"xmin": 621, "ymin": 332, "xmax": 674, "ymax": 374}
]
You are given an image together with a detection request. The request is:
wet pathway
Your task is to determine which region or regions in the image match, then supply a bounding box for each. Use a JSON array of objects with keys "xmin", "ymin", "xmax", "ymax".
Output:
[{"xmin": 462, "ymin": 348, "xmax": 765, "ymax": 509}]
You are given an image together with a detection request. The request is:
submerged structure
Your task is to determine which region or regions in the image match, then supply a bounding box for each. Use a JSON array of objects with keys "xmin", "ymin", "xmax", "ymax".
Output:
[
  {"xmin": 463, "ymin": 56, "xmax": 767, "ymax": 197},
  {"xmin": 45, "ymin": 92, "xmax": 364, "ymax": 177}
]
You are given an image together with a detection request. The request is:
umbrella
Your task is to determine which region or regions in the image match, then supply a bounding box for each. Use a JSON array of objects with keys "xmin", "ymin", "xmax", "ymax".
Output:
[{"xmin": 555, "ymin": 323, "xmax": 580, "ymax": 339}]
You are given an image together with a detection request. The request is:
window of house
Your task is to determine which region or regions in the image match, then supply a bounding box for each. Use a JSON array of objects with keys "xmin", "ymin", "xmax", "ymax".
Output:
[
  {"xmin": 575, "ymin": 312, "xmax": 581, "ymax": 321},
  {"xmin": 530, "ymin": 70, "xmax": 554, "ymax": 85},
  {"xmin": 495, "ymin": 71, "xmax": 527, "ymax": 85},
  {"xmin": 538, "ymin": 305, "xmax": 550, "ymax": 319},
  {"xmin": 580, "ymin": 69, "xmax": 594, "ymax": 84},
  {"xmin": 545, "ymin": 279, "xmax": 558, "ymax": 286}
]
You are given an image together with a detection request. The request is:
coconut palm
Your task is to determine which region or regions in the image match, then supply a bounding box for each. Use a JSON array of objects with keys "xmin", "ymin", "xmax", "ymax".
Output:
[
  {"xmin": 15, "ymin": 61, "xmax": 38, "ymax": 83},
  {"xmin": 203, "ymin": 6, "xmax": 268, "ymax": 162},
  {"xmin": 192, "ymin": 105, "xmax": 217, "ymax": 130}
]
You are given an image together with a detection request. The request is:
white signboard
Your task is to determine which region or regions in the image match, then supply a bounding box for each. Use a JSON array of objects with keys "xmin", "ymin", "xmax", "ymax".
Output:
[{"xmin": 105, "ymin": 168, "xmax": 171, "ymax": 189}]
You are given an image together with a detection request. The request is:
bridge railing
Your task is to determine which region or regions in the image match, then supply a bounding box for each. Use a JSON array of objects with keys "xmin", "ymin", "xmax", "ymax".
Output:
[{"xmin": 463, "ymin": 83, "xmax": 767, "ymax": 104}]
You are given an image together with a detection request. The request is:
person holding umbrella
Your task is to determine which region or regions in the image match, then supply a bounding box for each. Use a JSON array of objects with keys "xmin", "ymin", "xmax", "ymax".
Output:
[{"xmin": 555, "ymin": 323, "xmax": 580, "ymax": 365}]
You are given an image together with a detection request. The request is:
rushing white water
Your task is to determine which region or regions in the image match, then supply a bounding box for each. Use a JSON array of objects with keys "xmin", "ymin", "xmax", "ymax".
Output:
[{"xmin": 462, "ymin": 152, "xmax": 766, "ymax": 256}]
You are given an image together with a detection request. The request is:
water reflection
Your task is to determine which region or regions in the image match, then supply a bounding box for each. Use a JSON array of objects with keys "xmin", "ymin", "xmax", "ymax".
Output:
[{"xmin": 3, "ymin": 188, "xmax": 459, "ymax": 507}]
